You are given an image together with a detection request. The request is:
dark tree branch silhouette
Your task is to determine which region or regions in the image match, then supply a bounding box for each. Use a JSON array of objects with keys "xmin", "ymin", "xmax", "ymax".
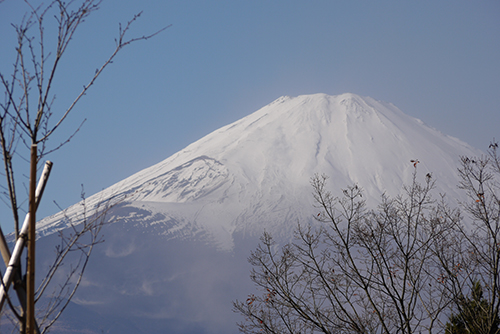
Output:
[
  {"xmin": 236, "ymin": 148, "xmax": 500, "ymax": 333},
  {"xmin": 0, "ymin": 1, "xmax": 168, "ymax": 332}
]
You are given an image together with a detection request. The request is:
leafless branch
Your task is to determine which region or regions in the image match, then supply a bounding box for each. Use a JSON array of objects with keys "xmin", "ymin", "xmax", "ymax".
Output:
[{"xmin": 0, "ymin": 0, "xmax": 166, "ymax": 331}]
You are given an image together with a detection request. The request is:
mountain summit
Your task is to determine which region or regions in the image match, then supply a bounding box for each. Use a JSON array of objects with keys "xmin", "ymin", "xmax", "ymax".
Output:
[
  {"xmin": 38, "ymin": 93, "xmax": 478, "ymax": 250},
  {"xmin": 35, "ymin": 93, "xmax": 481, "ymax": 334}
]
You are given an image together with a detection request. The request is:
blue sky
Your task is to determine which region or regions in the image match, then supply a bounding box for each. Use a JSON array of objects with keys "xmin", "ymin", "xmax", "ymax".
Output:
[{"xmin": 0, "ymin": 0, "xmax": 499, "ymax": 232}]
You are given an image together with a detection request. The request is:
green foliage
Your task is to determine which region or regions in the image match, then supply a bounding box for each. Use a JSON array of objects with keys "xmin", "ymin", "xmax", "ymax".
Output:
[{"xmin": 446, "ymin": 281, "xmax": 500, "ymax": 334}]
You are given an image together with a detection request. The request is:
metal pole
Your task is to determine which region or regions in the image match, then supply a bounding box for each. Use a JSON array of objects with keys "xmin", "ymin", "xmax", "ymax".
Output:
[
  {"xmin": 26, "ymin": 144, "xmax": 37, "ymax": 334},
  {"xmin": 0, "ymin": 160, "xmax": 52, "ymax": 312}
]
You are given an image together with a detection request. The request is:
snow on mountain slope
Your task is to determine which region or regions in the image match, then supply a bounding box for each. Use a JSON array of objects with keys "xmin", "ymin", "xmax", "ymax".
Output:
[
  {"xmin": 31, "ymin": 93, "xmax": 485, "ymax": 334},
  {"xmin": 37, "ymin": 93, "xmax": 480, "ymax": 250}
]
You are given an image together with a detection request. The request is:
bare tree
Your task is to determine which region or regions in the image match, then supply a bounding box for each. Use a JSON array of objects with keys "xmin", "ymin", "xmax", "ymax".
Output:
[
  {"xmin": 236, "ymin": 143, "xmax": 500, "ymax": 334},
  {"xmin": 438, "ymin": 142, "xmax": 500, "ymax": 334},
  {"xmin": 234, "ymin": 167, "xmax": 463, "ymax": 334},
  {"xmin": 0, "ymin": 1, "xmax": 167, "ymax": 332}
]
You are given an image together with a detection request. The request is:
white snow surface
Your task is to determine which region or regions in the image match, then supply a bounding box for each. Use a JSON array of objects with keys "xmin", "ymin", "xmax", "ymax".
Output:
[{"xmin": 37, "ymin": 93, "xmax": 481, "ymax": 250}]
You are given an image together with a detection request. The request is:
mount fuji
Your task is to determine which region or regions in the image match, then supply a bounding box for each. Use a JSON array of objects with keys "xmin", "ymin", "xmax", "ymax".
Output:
[{"xmin": 33, "ymin": 93, "xmax": 481, "ymax": 333}]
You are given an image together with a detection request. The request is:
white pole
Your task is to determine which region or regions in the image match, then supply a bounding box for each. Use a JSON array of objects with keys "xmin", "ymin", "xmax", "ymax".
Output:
[{"xmin": 0, "ymin": 161, "xmax": 52, "ymax": 312}]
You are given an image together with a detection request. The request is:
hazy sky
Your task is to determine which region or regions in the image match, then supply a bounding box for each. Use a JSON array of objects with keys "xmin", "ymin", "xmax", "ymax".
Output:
[{"xmin": 0, "ymin": 0, "xmax": 499, "ymax": 232}]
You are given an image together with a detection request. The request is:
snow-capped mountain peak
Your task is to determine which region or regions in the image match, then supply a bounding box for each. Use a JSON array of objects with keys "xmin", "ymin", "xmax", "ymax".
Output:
[
  {"xmin": 34, "ymin": 93, "xmax": 483, "ymax": 334},
  {"xmin": 38, "ymin": 93, "xmax": 479, "ymax": 250}
]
